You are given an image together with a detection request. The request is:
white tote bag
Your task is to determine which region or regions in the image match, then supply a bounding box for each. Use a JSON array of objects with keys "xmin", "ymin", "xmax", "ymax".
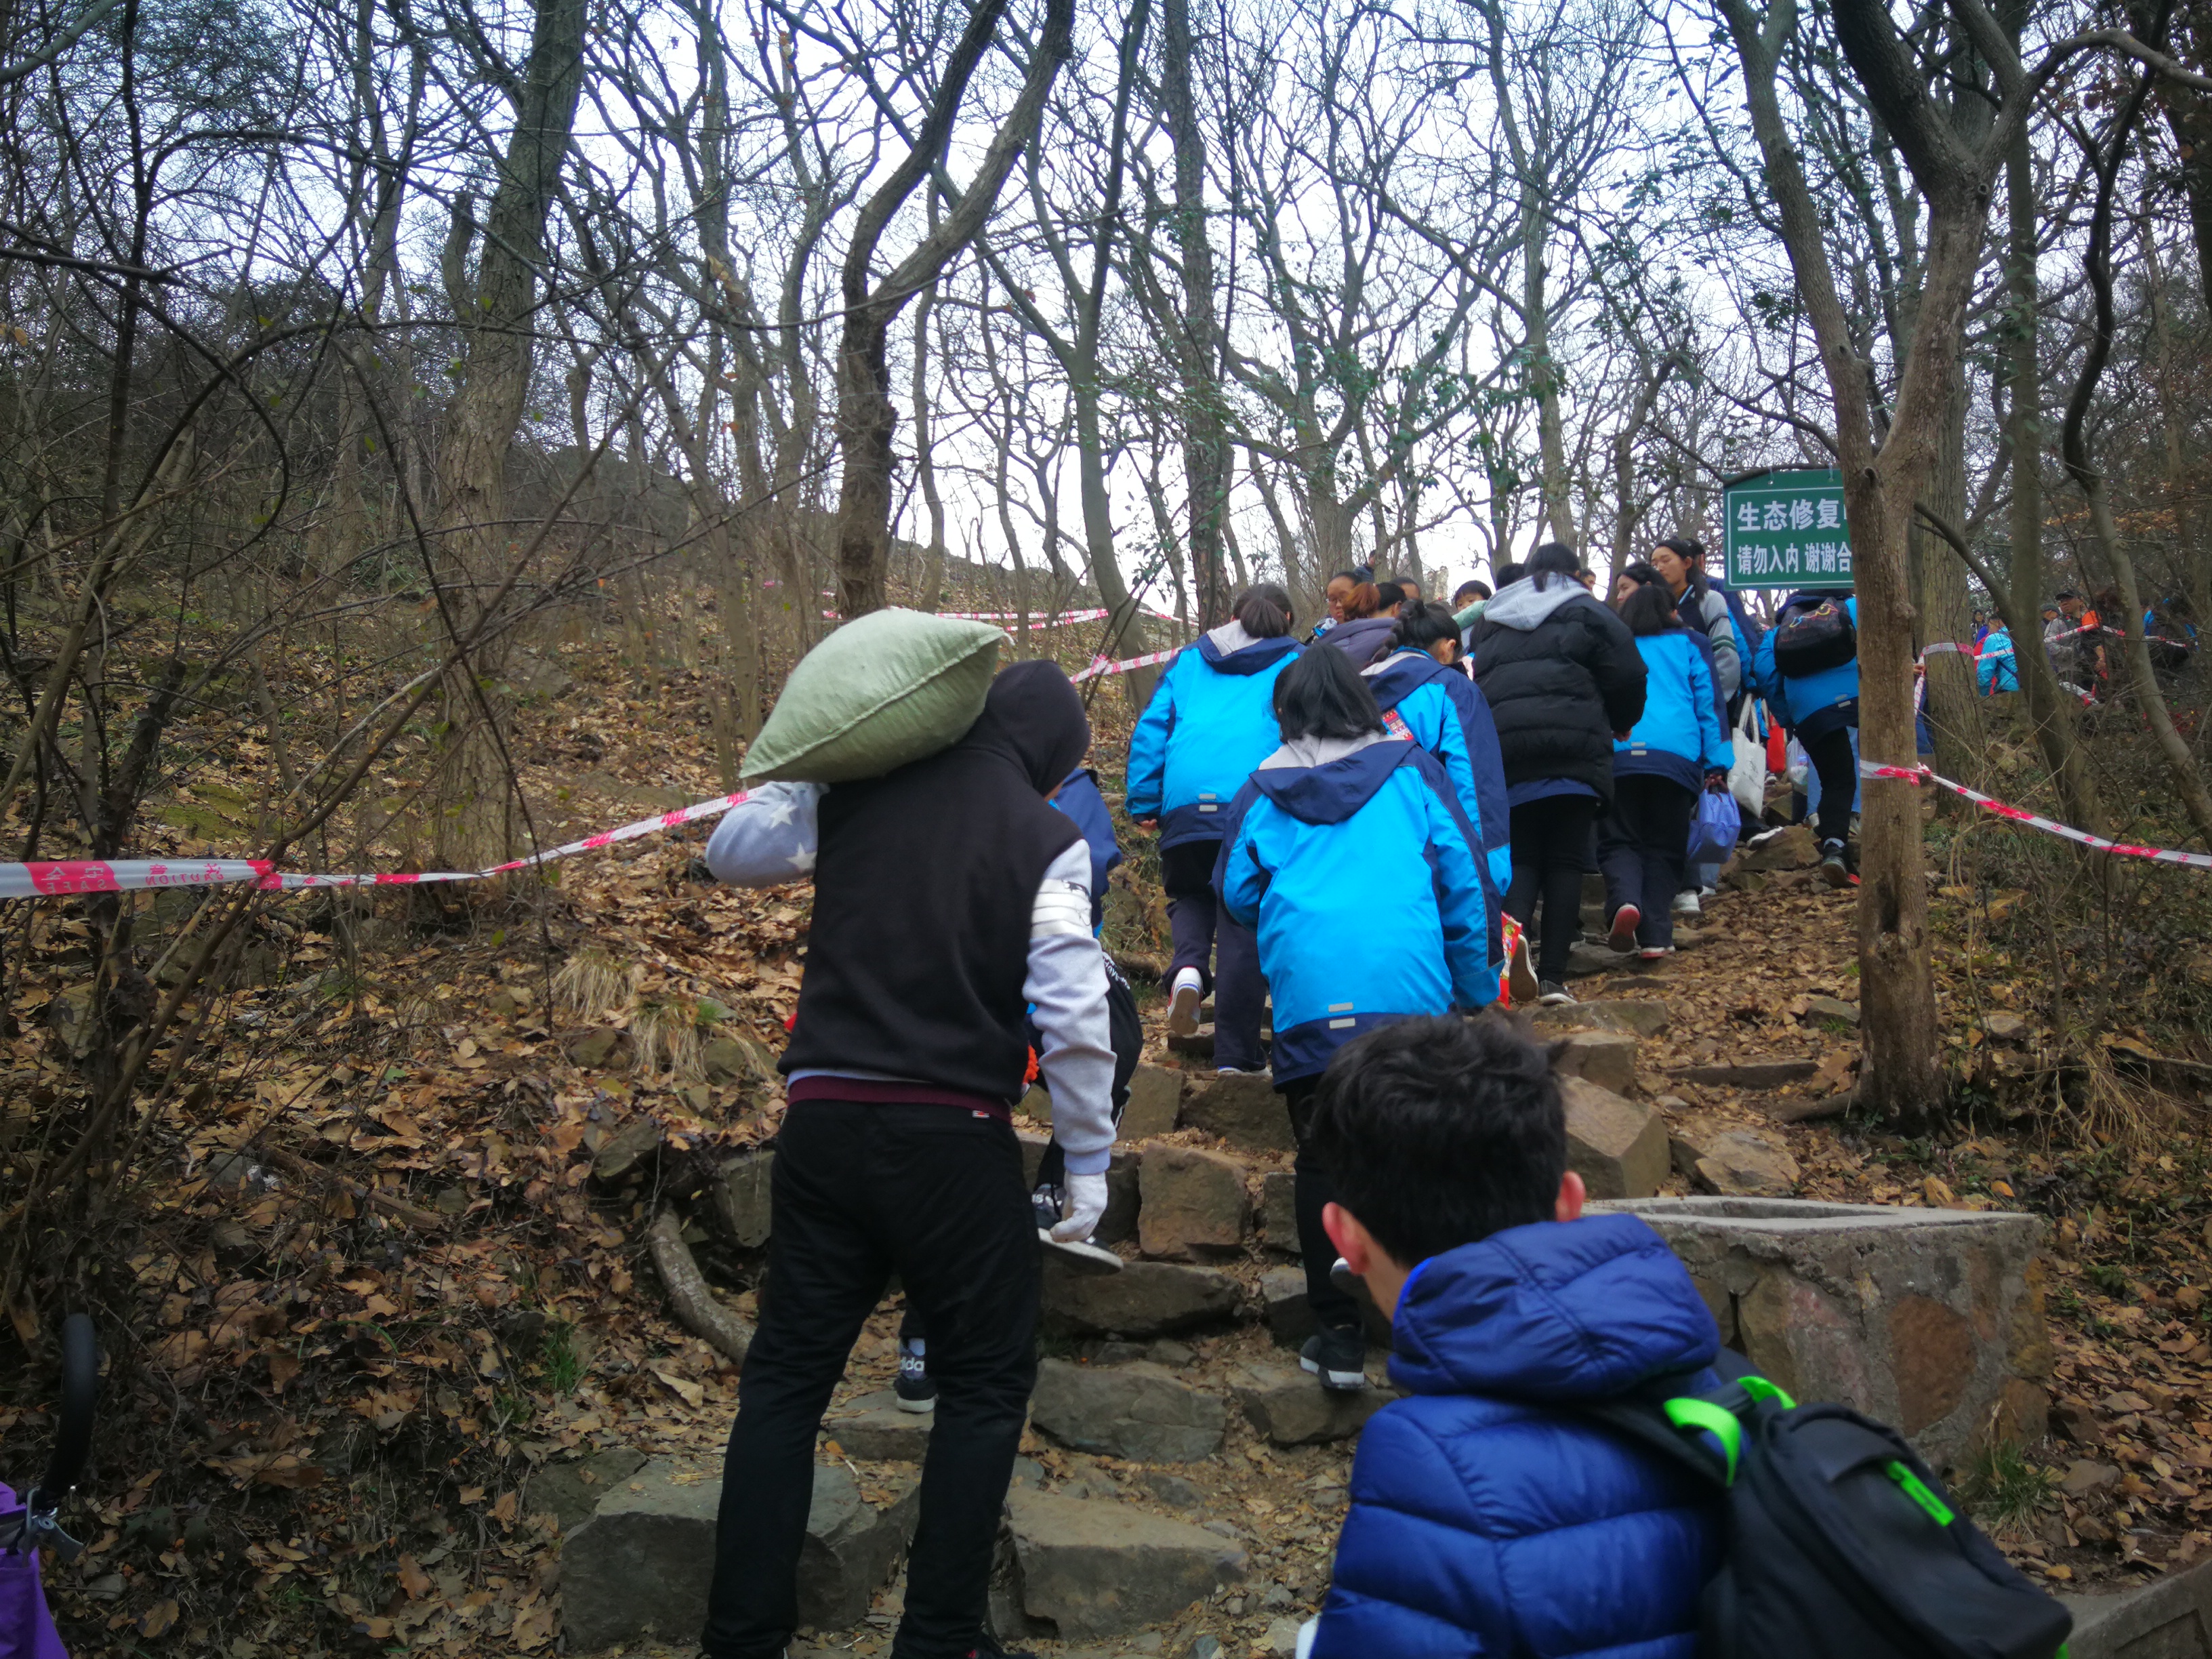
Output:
[{"xmin": 1729, "ymin": 702, "xmax": 1767, "ymax": 821}]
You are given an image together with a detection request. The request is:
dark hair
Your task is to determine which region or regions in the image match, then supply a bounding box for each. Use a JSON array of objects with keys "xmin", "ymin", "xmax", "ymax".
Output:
[
  {"xmin": 1526, "ymin": 541, "xmax": 1581, "ymax": 592},
  {"xmin": 1494, "ymin": 561, "xmax": 1525, "ymax": 589},
  {"xmin": 1619, "ymin": 560, "xmax": 1662, "ymax": 589},
  {"xmin": 1656, "ymin": 535, "xmax": 1706, "ymax": 566},
  {"xmin": 2055, "ymin": 588, "xmax": 2079, "ymax": 601},
  {"xmin": 1454, "ymin": 580, "xmax": 1491, "ymax": 605},
  {"xmin": 1329, "ymin": 565, "xmax": 1375, "ymax": 587},
  {"xmin": 1306, "ymin": 1015, "xmax": 1566, "ymax": 1265},
  {"xmin": 1618, "ymin": 581, "xmax": 1682, "ymax": 636},
  {"xmin": 1391, "ymin": 598, "xmax": 1460, "ymax": 656},
  {"xmin": 1232, "ymin": 583, "xmax": 1294, "ymax": 638},
  {"xmin": 1373, "ymin": 580, "xmax": 1407, "ymax": 612},
  {"xmin": 1273, "ymin": 642, "xmax": 1385, "ymax": 741}
]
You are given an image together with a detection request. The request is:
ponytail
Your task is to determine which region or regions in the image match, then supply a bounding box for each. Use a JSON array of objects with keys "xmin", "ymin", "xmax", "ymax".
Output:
[{"xmin": 1231, "ymin": 583, "xmax": 1294, "ymax": 639}]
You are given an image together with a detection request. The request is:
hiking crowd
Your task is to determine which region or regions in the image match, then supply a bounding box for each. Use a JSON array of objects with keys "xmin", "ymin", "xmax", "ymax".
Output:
[{"xmin": 686, "ymin": 542, "xmax": 2070, "ymax": 1659}]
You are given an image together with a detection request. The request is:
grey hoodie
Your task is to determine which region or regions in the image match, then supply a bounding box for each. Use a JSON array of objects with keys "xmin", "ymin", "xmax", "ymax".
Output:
[{"xmin": 1481, "ymin": 575, "xmax": 1599, "ymax": 631}]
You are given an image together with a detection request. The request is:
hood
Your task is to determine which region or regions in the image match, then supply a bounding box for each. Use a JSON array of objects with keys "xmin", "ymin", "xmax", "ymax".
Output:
[
  {"xmin": 1321, "ymin": 614, "xmax": 1399, "ymax": 665},
  {"xmin": 1362, "ymin": 647, "xmax": 1454, "ymax": 712},
  {"xmin": 1389, "ymin": 1214, "xmax": 1720, "ymax": 1402},
  {"xmin": 1197, "ymin": 622, "xmax": 1300, "ymax": 675},
  {"xmin": 1251, "ymin": 735, "xmax": 1412, "ymax": 825},
  {"xmin": 1482, "ymin": 576, "xmax": 1595, "ymax": 632},
  {"xmin": 960, "ymin": 659, "xmax": 1090, "ymax": 795}
]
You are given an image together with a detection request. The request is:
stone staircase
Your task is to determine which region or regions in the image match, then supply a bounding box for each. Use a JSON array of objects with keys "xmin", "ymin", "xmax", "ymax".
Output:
[{"xmin": 559, "ymin": 948, "xmax": 2056, "ymax": 1653}]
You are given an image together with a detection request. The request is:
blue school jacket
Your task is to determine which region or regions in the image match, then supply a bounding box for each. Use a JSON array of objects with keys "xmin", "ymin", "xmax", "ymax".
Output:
[
  {"xmin": 1753, "ymin": 594, "xmax": 1860, "ymax": 741},
  {"xmin": 1978, "ymin": 630, "xmax": 2020, "ymax": 694},
  {"xmin": 1311, "ymin": 1214, "xmax": 1725, "ymax": 1659},
  {"xmin": 1615, "ymin": 631, "xmax": 1734, "ymax": 792},
  {"xmin": 1215, "ymin": 738, "xmax": 1494, "ymax": 1083},
  {"xmin": 1050, "ymin": 768, "xmax": 1122, "ymax": 932},
  {"xmin": 1125, "ymin": 632, "xmax": 1301, "ymax": 849},
  {"xmin": 1364, "ymin": 648, "xmax": 1515, "ymax": 906}
]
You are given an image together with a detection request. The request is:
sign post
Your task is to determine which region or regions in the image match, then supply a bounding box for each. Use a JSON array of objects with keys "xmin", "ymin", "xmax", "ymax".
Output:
[{"xmin": 1722, "ymin": 468, "xmax": 1853, "ymax": 590}]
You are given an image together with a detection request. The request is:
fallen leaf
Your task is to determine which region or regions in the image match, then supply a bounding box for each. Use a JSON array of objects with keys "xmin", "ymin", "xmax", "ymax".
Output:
[
  {"xmin": 396, "ymin": 1555, "xmax": 432, "ymax": 1599},
  {"xmin": 651, "ymin": 1366, "xmax": 704, "ymax": 1408},
  {"xmin": 140, "ymin": 1599, "xmax": 180, "ymax": 1637}
]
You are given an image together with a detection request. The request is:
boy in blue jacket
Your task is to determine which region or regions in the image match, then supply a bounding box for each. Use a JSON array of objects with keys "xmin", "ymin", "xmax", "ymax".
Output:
[{"xmin": 1303, "ymin": 1015, "xmax": 1724, "ymax": 1658}]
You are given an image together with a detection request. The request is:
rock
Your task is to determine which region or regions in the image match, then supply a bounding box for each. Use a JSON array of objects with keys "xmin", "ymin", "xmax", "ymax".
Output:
[
  {"xmin": 1550, "ymin": 1029, "xmax": 1639, "ymax": 1095},
  {"xmin": 701, "ymin": 1033, "xmax": 777, "ymax": 1087},
  {"xmin": 1149, "ymin": 1338, "xmax": 1195, "ymax": 1366},
  {"xmin": 201, "ymin": 1151, "xmax": 262, "ymax": 1193},
  {"xmin": 1983, "ymin": 1011, "xmax": 2030, "ymax": 1045},
  {"xmin": 1005, "ymin": 1488, "xmax": 1246, "ymax": 1639},
  {"xmin": 1098, "ymin": 1152, "xmax": 1142, "ymax": 1246},
  {"xmin": 1138, "ymin": 1145, "xmax": 1251, "ymax": 1260},
  {"xmin": 1530, "ymin": 999, "xmax": 1671, "ymax": 1038},
  {"xmin": 1735, "ymin": 824, "xmax": 1818, "ymax": 872},
  {"xmin": 1231, "ymin": 1362, "xmax": 1394, "ymax": 1445},
  {"xmin": 1263, "ymin": 1616, "xmax": 1304, "ymax": 1655},
  {"xmin": 561, "ymin": 1461, "xmax": 916, "ymax": 1648},
  {"xmin": 565, "ymin": 1027, "xmax": 634, "ymax": 1070},
  {"xmin": 1259, "ymin": 1171, "xmax": 1298, "ymax": 1256},
  {"xmin": 1167, "ymin": 1025, "xmax": 1216, "ymax": 1059},
  {"xmin": 713, "ymin": 1148, "xmax": 775, "ymax": 1248},
  {"xmin": 1675, "ymin": 1059, "xmax": 1820, "ymax": 1089},
  {"xmin": 590, "ymin": 1118, "xmax": 663, "ymax": 1185},
  {"xmin": 1122, "ymin": 1064, "xmax": 1185, "ymax": 1141},
  {"xmin": 1563, "ymin": 941, "xmax": 1635, "ymax": 978},
  {"xmin": 1042, "ymin": 1259, "xmax": 1244, "ymax": 1337},
  {"xmin": 2062, "ymin": 1552, "xmax": 2212, "ymax": 1659},
  {"xmin": 1261, "ymin": 1266, "xmax": 1315, "ymax": 1344},
  {"xmin": 1692, "ymin": 1129, "xmax": 1801, "ymax": 1198},
  {"xmin": 2059, "ymin": 1459, "xmax": 2119, "ymax": 1496},
  {"xmin": 1191, "ymin": 1635, "xmax": 1225, "ymax": 1659},
  {"xmin": 1560, "ymin": 1076, "xmax": 1668, "ymax": 1200},
  {"xmin": 1029, "ymin": 1358, "xmax": 1227, "ymax": 1462},
  {"xmin": 1591, "ymin": 1195, "xmax": 2050, "ymax": 1469},
  {"xmin": 1021, "ymin": 1084, "xmax": 1054, "ymax": 1124},
  {"xmin": 1179, "ymin": 1072, "xmax": 1294, "ymax": 1155},
  {"xmin": 525, "ymin": 1446, "xmax": 650, "ymax": 1534},
  {"xmin": 823, "ymin": 1390, "xmax": 931, "ymax": 1460},
  {"xmin": 1801, "ymin": 996, "xmax": 1860, "ymax": 1027},
  {"xmin": 1136, "ymin": 1470, "xmax": 1204, "ymax": 1509}
]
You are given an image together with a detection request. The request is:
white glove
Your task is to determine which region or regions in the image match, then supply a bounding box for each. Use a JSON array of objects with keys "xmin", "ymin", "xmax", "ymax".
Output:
[{"xmin": 1050, "ymin": 1172, "xmax": 1109, "ymax": 1243}]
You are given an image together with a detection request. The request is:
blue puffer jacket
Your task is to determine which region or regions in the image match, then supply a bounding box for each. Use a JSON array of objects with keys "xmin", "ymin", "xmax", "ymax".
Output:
[
  {"xmin": 1311, "ymin": 1214, "xmax": 1725, "ymax": 1659},
  {"xmin": 1126, "ymin": 625, "xmax": 1301, "ymax": 849},
  {"xmin": 1978, "ymin": 628, "xmax": 2019, "ymax": 694},
  {"xmin": 1753, "ymin": 593, "xmax": 1860, "ymax": 741},
  {"xmin": 1216, "ymin": 735, "xmax": 1494, "ymax": 1082},
  {"xmin": 1616, "ymin": 631, "xmax": 1733, "ymax": 792},
  {"xmin": 1364, "ymin": 648, "xmax": 1513, "ymax": 928}
]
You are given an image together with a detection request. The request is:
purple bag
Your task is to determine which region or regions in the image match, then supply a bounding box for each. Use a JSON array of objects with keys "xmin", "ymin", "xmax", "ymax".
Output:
[{"xmin": 0, "ymin": 1481, "xmax": 70, "ymax": 1659}]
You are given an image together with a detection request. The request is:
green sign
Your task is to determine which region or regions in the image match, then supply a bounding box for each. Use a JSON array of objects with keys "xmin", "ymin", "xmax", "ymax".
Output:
[{"xmin": 1723, "ymin": 468, "xmax": 1853, "ymax": 590}]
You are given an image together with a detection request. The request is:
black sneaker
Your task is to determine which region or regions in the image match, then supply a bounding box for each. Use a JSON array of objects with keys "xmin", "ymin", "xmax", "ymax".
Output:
[
  {"xmin": 1538, "ymin": 980, "xmax": 1576, "ymax": 1006},
  {"xmin": 967, "ymin": 1636, "xmax": 1038, "ymax": 1659},
  {"xmin": 894, "ymin": 1338, "xmax": 935, "ymax": 1414},
  {"xmin": 1300, "ymin": 1325, "xmax": 1368, "ymax": 1392},
  {"xmin": 1820, "ymin": 840, "xmax": 1852, "ymax": 889},
  {"xmin": 1029, "ymin": 1183, "xmax": 1064, "ymax": 1233},
  {"xmin": 1606, "ymin": 903, "xmax": 1641, "ymax": 953}
]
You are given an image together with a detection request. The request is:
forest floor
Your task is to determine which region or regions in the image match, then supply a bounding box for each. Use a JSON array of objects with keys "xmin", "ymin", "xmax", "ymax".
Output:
[{"xmin": 9, "ymin": 619, "xmax": 2212, "ymax": 1658}]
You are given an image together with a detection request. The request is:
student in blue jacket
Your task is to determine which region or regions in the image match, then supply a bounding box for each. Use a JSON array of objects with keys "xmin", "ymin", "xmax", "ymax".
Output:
[
  {"xmin": 1216, "ymin": 647, "xmax": 1494, "ymax": 1394},
  {"xmin": 1301, "ymin": 1015, "xmax": 1723, "ymax": 1659},
  {"xmin": 1361, "ymin": 599, "xmax": 1513, "ymax": 980},
  {"xmin": 1978, "ymin": 625, "xmax": 2020, "ymax": 694},
  {"xmin": 1126, "ymin": 586, "xmax": 1301, "ymax": 1071},
  {"xmin": 1755, "ymin": 590, "xmax": 1860, "ymax": 887},
  {"xmin": 1599, "ymin": 583, "xmax": 1732, "ymax": 958}
]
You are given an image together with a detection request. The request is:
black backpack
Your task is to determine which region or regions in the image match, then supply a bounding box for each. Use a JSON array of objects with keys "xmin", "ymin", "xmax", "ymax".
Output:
[
  {"xmin": 1771, "ymin": 596, "xmax": 1858, "ymax": 676},
  {"xmin": 1584, "ymin": 1369, "xmax": 2073, "ymax": 1659}
]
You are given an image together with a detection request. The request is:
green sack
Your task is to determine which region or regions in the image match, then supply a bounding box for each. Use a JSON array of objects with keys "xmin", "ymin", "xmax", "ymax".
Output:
[{"xmin": 741, "ymin": 608, "xmax": 1007, "ymax": 783}]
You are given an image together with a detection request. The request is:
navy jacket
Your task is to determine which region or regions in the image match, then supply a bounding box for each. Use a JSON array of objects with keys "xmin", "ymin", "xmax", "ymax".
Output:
[
  {"xmin": 1365, "ymin": 647, "xmax": 1515, "ymax": 919},
  {"xmin": 1050, "ymin": 768, "xmax": 1122, "ymax": 932},
  {"xmin": 1312, "ymin": 1214, "xmax": 1725, "ymax": 1659},
  {"xmin": 1126, "ymin": 626, "xmax": 1301, "ymax": 850}
]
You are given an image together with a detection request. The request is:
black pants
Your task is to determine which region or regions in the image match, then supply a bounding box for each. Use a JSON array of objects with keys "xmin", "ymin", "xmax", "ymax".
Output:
[
  {"xmin": 703, "ymin": 1101, "xmax": 1038, "ymax": 1659},
  {"xmin": 1505, "ymin": 792, "xmax": 1599, "ymax": 982},
  {"xmin": 1281, "ymin": 1075, "xmax": 1358, "ymax": 1331},
  {"xmin": 1597, "ymin": 775, "xmax": 1696, "ymax": 950},
  {"xmin": 1803, "ymin": 725, "xmax": 1858, "ymax": 849},
  {"xmin": 1159, "ymin": 838, "xmax": 1267, "ymax": 1071}
]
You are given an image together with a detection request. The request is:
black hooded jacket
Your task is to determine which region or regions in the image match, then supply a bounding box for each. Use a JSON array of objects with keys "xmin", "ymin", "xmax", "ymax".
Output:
[
  {"xmin": 1466, "ymin": 577, "xmax": 1647, "ymax": 805},
  {"xmin": 781, "ymin": 660, "xmax": 1091, "ymax": 1101}
]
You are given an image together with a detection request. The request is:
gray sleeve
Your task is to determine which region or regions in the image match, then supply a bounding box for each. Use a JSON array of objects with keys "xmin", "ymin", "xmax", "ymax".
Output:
[
  {"xmin": 1702, "ymin": 593, "xmax": 1742, "ymax": 699},
  {"xmin": 703, "ymin": 782, "xmax": 823, "ymax": 887},
  {"xmin": 1023, "ymin": 840, "xmax": 1117, "ymax": 1176}
]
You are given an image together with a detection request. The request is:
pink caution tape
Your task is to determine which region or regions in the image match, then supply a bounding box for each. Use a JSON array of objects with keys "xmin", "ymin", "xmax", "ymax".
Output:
[
  {"xmin": 0, "ymin": 791, "xmax": 752, "ymax": 901},
  {"xmin": 1857, "ymin": 761, "xmax": 2212, "ymax": 869},
  {"xmin": 1071, "ymin": 646, "xmax": 1183, "ymax": 683}
]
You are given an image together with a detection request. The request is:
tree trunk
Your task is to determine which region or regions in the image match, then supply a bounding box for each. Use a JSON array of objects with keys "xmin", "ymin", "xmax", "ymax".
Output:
[
  {"xmin": 1160, "ymin": 0, "xmax": 1229, "ymax": 626},
  {"xmin": 1913, "ymin": 356, "xmax": 1983, "ymax": 787}
]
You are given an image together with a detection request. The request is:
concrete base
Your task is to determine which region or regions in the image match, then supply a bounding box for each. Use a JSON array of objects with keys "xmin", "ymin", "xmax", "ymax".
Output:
[
  {"xmin": 2065, "ymin": 1557, "xmax": 2212, "ymax": 1658},
  {"xmin": 1591, "ymin": 1196, "xmax": 2052, "ymax": 1473}
]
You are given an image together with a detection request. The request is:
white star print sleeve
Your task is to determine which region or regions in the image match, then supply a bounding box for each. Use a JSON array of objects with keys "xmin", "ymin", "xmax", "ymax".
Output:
[{"xmin": 703, "ymin": 782, "xmax": 823, "ymax": 886}]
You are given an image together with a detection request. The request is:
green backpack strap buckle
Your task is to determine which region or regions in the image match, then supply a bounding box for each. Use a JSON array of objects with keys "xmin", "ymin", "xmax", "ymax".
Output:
[
  {"xmin": 1738, "ymin": 1374, "xmax": 1797, "ymax": 1410},
  {"xmin": 1885, "ymin": 1460, "xmax": 1957, "ymax": 1528},
  {"xmin": 1663, "ymin": 1397, "xmax": 1746, "ymax": 1485}
]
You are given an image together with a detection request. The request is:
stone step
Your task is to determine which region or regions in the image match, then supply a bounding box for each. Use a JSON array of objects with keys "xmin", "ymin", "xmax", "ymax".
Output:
[
  {"xmin": 1029, "ymin": 1356, "xmax": 1227, "ymax": 1462},
  {"xmin": 823, "ymin": 1389, "xmax": 933, "ymax": 1460},
  {"xmin": 1166, "ymin": 1023, "xmax": 1272, "ymax": 1061},
  {"xmin": 1532, "ymin": 998, "xmax": 1671, "ymax": 1038},
  {"xmin": 2065, "ymin": 1554, "xmax": 2212, "ymax": 1659},
  {"xmin": 999, "ymin": 1487, "xmax": 1248, "ymax": 1641},
  {"xmin": 1180, "ymin": 1071, "xmax": 1294, "ymax": 1155},
  {"xmin": 1561, "ymin": 1076, "xmax": 1668, "ymax": 1199},
  {"xmin": 1231, "ymin": 1361, "xmax": 1398, "ymax": 1446},
  {"xmin": 1042, "ymin": 1257, "xmax": 1244, "ymax": 1337}
]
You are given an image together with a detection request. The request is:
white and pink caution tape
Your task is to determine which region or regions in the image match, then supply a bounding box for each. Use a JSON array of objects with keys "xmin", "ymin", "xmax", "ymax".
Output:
[
  {"xmin": 0, "ymin": 791, "xmax": 753, "ymax": 901},
  {"xmin": 1071, "ymin": 646, "xmax": 1183, "ymax": 683},
  {"xmin": 1858, "ymin": 760, "xmax": 2212, "ymax": 869},
  {"xmin": 935, "ymin": 607, "xmax": 1112, "ymax": 625}
]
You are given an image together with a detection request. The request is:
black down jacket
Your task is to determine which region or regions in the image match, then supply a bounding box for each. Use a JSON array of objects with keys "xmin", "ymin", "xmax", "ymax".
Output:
[{"xmin": 1466, "ymin": 577, "xmax": 1647, "ymax": 805}]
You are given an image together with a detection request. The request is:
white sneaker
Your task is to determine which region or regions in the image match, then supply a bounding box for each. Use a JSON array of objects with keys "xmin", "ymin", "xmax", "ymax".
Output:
[
  {"xmin": 1167, "ymin": 967, "xmax": 1204, "ymax": 1036},
  {"xmin": 1673, "ymin": 890, "xmax": 1700, "ymax": 918}
]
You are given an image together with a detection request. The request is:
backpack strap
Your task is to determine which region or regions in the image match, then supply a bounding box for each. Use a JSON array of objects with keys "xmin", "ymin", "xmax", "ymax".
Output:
[{"xmin": 1574, "ymin": 1366, "xmax": 1799, "ymax": 1490}]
